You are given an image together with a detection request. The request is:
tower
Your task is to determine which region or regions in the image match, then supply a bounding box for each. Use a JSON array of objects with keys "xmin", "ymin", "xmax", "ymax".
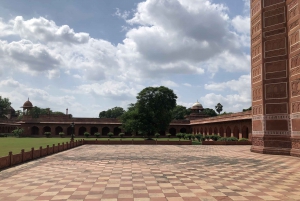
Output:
[{"xmin": 251, "ymin": 0, "xmax": 300, "ymax": 156}]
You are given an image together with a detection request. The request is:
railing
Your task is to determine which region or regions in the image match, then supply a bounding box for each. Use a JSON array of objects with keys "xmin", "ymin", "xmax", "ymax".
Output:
[{"xmin": 0, "ymin": 140, "xmax": 84, "ymax": 170}]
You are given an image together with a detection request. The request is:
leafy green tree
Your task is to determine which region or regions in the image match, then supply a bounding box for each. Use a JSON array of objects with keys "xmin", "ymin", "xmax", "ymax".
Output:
[
  {"xmin": 31, "ymin": 107, "xmax": 52, "ymax": 118},
  {"xmin": 12, "ymin": 127, "xmax": 24, "ymax": 137},
  {"xmin": 203, "ymin": 108, "xmax": 218, "ymax": 117},
  {"xmin": 0, "ymin": 96, "xmax": 11, "ymax": 118},
  {"xmin": 121, "ymin": 86, "xmax": 177, "ymax": 138},
  {"xmin": 215, "ymin": 103, "xmax": 223, "ymax": 114},
  {"xmin": 99, "ymin": 106, "xmax": 125, "ymax": 118},
  {"xmin": 172, "ymin": 105, "xmax": 191, "ymax": 120}
]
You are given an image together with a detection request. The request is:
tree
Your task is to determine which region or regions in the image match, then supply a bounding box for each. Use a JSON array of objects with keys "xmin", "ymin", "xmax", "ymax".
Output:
[
  {"xmin": 243, "ymin": 106, "xmax": 252, "ymax": 112},
  {"xmin": 99, "ymin": 107, "xmax": 125, "ymax": 118},
  {"xmin": 203, "ymin": 108, "xmax": 218, "ymax": 117},
  {"xmin": 121, "ymin": 86, "xmax": 177, "ymax": 138},
  {"xmin": 31, "ymin": 107, "xmax": 52, "ymax": 118},
  {"xmin": 172, "ymin": 105, "xmax": 191, "ymax": 120},
  {"xmin": 215, "ymin": 103, "xmax": 223, "ymax": 114},
  {"xmin": 12, "ymin": 127, "xmax": 24, "ymax": 137},
  {"xmin": 0, "ymin": 96, "xmax": 11, "ymax": 118}
]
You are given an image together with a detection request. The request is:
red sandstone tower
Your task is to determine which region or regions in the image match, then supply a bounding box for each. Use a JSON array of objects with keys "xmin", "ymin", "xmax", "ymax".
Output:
[{"xmin": 251, "ymin": 0, "xmax": 300, "ymax": 156}]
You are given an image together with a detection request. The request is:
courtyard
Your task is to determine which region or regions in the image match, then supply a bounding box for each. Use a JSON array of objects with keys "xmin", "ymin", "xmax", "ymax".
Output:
[{"xmin": 0, "ymin": 145, "xmax": 299, "ymax": 201}]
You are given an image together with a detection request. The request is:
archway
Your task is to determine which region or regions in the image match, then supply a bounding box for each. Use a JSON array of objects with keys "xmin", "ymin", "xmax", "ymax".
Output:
[
  {"xmin": 159, "ymin": 130, "xmax": 166, "ymax": 135},
  {"xmin": 180, "ymin": 128, "xmax": 187, "ymax": 133},
  {"xmin": 32, "ymin": 126, "xmax": 39, "ymax": 135},
  {"xmin": 214, "ymin": 127, "xmax": 218, "ymax": 135},
  {"xmin": 55, "ymin": 126, "xmax": 63, "ymax": 135},
  {"xmin": 204, "ymin": 128, "xmax": 207, "ymax": 135},
  {"xmin": 200, "ymin": 128, "xmax": 203, "ymax": 134},
  {"xmin": 102, "ymin": 127, "xmax": 110, "ymax": 136},
  {"xmin": 114, "ymin": 127, "xmax": 121, "ymax": 135},
  {"xmin": 90, "ymin": 127, "xmax": 98, "ymax": 135},
  {"xmin": 79, "ymin": 127, "xmax": 86, "ymax": 136},
  {"xmin": 209, "ymin": 127, "xmax": 213, "ymax": 135},
  {"xmin": 242, "ymin": 126, "xmax": 249, "ymax": 138},
  {"xmin": 226, "ymin": 127, "xmax": 231, "ymax": 137},
  {"xmin": 169, "ymin": 128, "xmax": 176, "ymax": 136},
  {"xmin": 67, "ymin": 127, "xmax": 73, "ymax": 135},
  {"xmin": 43, "ymin": 126, "xmax": 51, "ymax": 133},
  {"xmin": 233, "ymin": 126, "xmax": 239, "ymax": 139},
  {"xmin": 219, "ymin": 127, "xmax": 224, "ymax": 137}
]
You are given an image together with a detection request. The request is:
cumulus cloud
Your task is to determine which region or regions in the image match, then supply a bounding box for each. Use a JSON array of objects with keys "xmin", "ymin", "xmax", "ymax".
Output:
[{"xmin": 13, "ymin": 16, "xmax": 90, "ymax": 44}]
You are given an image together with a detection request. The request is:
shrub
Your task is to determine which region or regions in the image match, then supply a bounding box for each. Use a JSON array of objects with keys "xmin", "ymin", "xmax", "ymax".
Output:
[
  {"xmin": 184, "ymin": 134, "xmax": 192, "ymax": 140},
  {"xmin": 119, "ymin": 133, "xmax": 125, "ymax": 138},
  {"xmin": 204, "ymin": 135, "xmax": 210, "ymax": 140},
  {"xmin": 59, "ymin": 132, "xmax": 65, "ymax": 138},
  {"xmin": 239, "ymin": 138, "xmax": 248, "ymax": 141},
  {"xmin": 84, "ymin": 132, "xmax": 90, "ymax": 138},
  {"xmin": 12, "ymin": 127, "xmax": 24, "ymax": 137},
  {"xmin": 195, "ymin": 134, "xmax": 203, "ymax": 142},
  {"xmin": 176, "ymin": 133, "xmax": 182, "ymax": 139},
  {"xmin": 108, "ymin": 132, "xmax": 114, "ymax": 138},
  {"xmin": 210, "ymin": 135, "xmax": 221, "ymax": 141},
  {"xmin": 0, "ymin": 134, "xmax": 7, "ymax": 137},
  {"xmin": 191, "ymin": 135, "xmax": 195, "ymax": 141},
  {"xmin": 154, "ymin": 133, "xmax": 160, "ymax": 138},
  {"xmin": 44, "ymin": 132, "xmax": 51, "ymax": 138},
  {"xmin": 166, "ymin": 133, "xmax": 171, "ymax": 138},
  {"xmin": 95, "ymin": 132, "xmax": 101, "ymax": 138},
  {"xmin": 218, "ymin": 137, "xmax": 239, "ymax": 141}
]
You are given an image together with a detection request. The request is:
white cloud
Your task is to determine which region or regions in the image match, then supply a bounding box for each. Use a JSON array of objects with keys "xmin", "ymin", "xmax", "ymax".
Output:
[
  {"xmin": 183, "ymin": 83, "xmax": 191, "ymax": 87},
  {"xmin": 161, "ymin": 80, "xmax": 178, "ymax": 88}
]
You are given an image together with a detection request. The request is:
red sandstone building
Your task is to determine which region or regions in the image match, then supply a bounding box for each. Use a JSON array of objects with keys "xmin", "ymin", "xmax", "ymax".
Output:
[{"xmin": 0, "ymin": 99, "xmax": 252, "ymax": 140}]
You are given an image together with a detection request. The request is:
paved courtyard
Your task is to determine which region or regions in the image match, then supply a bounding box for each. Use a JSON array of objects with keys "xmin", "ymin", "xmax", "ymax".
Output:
[{"xmin": 0, "ymin": 145, "xmax": 300, "ymax": 201}]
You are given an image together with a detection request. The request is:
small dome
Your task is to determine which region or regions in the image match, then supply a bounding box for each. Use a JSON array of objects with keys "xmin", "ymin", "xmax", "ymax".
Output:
[
  {"xmin": 22, "ymin": 98, "xmax": 33, "ymax": 108},
  {"xmin": 192, "ymin": 101, "xmax": 202, "ymax": 107}
]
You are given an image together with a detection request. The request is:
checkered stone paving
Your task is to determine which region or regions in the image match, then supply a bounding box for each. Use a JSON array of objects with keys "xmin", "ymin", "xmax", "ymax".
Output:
[{"xmin": 0, "ymin": 145, "xmax": 300, "ymax": 201}]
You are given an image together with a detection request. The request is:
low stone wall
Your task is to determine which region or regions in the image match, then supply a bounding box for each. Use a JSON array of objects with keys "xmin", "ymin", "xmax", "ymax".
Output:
[
  {"xmin": 0, "ymin": 140, "xmax": 84, "ymax": 170},
  {"xmin": 83, "ymin": 139, "xmax": 192, "ymax": 145},
  {"xmin": 202, "ymin": 141, "xmax": 252, "ymax": 145}
]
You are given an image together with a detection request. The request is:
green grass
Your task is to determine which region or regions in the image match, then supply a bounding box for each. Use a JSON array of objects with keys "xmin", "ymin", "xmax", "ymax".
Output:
[
  {"xmin": 0, "ymin": 137, "xmax": 81, "ymax": 157},
  {"xmin": 83, "ymin": 137, "xmax": 189, "ymax": 141}
]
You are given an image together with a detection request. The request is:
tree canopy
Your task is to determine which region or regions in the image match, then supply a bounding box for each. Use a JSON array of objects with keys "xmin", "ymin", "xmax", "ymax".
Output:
[
  {"xmin": 121, "ymin": 86, "xmax": 177, "ymax": 137},
  {"xmin": 0, "ymin": 96, "xmax": 11, "ymax": 118},
  {"xmin": 215, "ymin": 103, "xmax": 223, "ymax": 114},
  {"xmin": 99, "ymin": 106, "xmax": 125, "ymax": 118},
  {"xmin": 242, "ymin": 106, "xmax": 252, "ymax": 112},
  {"xmin": 203, "ymin": 108, "xmax": 218, "ymax": 117},
  {"xmin": 31, "ymin": 107, "xmax": 64, "ymax": 118},
  {"xmin": 172, "ymin": 105, "xmax": 191, "ymax": 120}
]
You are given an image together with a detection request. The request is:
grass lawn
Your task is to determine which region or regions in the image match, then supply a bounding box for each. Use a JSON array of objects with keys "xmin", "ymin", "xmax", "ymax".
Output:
[
  {"xmin": 83, "ymin": 137, "xmax": 190, "ymax": 141},
  {"xmin": 0, "ymin": 137, "xmax": 80, "ymax": 157}
]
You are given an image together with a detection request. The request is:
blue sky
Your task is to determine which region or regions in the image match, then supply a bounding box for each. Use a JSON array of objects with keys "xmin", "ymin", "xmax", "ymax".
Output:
[{"xmin": 0, "ymin": 0, "xmax": 251, "ymax": 117}]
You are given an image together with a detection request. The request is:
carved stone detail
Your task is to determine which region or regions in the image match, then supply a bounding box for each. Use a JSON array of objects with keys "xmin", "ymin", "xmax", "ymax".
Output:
[
  {"xmin": 253, "ymin": 105, "xmax": 263, "ymax": 115},
  {"xmin": 290, "ymin": 53, "xmax": 300, "ymax": 69},
  {"xmin": 252, "ymin": 1, "xmax": 261, "ymax": 16},
  {"xmin": 265, "ymin": 49, "xmax": 286, "ymax": 58},
  {"xmin": 291, "ymin": 138, "xmax": 300, "ymax": 149},
  {"xmin": 291, "ymin": 79, "xmax": 300, "ymax": 97},
  {"xmin": 266, "ymin": 103, "xmax": 288, "ymax": 114},
  {"xmin": 292, "ymin": 101, "xmax": 300, "ymax": 113},
  {"xmin": 288, "ymin": 3, "xmax": 299, "ymax": 21},
  {"xmin": 288, "ymin": 0, "xmax": 298, "ymax": 10},
  {"xmin": 253, "ymin": 86, "xmax": 263, "ymax": 101},
  {"xmin": 252, "ymin": 34, "xmax": 261, "ymax": 44},
  {"xmin": 265, "ymin": 114, "xmax": 290, "ymax": 120},
  {"xmin": 289, "ymin": 20, "xmax": 299, "ymax": 32},
  {"xmin": 265, "ymin": 38, "xmax": 286, "ymax": 51},
  {"xmin": 264, "ymin": 14, "xmax": 285, "ymax": 27},
  {"xmin": 290, "ymin": 30, "xmax": 299, "ymax": 45},
  {"xmin": 265, "ymin": 82, "xmax": 287, "ymax": 99},
  {"xmin": 252, "ymin": 21, "xmax": 261, "ymax": 35},
  {"xmin": 252, "ymin": 65, "xmax": 262, "ymax": 83},
  {"xmin": 252, "ymin": 15, "xmax": 261, "ymax": 26},
  {"xmin": 265, "ymin": 60, "xmax": 286, "ymax": 73},
  {"xmin": 264, "ymin": 131, "xmax": 290, "ymax": 135},
  {"xmin": 264, "ymin": 0, "xmax": 285, "ymax": 8},
  {"xmin": 291, "ymin": 66, "xmax": 300, "ymax": 76},
  {"xmin": 252, "ymin": 43, "xmax": 261, "ymax": 57},
  {"xmin": 252, "ymin": 54, "xmax": 261, "ymax": 64},
  {"xmin": 264, "ymin": 28, "xmax": 286, "ymax": 38},
  {"xmin": 252, "ymin": 137, "xmax": 264, "ymax": 146}
]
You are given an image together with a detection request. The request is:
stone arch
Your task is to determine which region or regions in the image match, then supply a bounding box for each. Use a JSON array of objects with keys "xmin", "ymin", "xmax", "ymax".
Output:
[
  {"xmin": 226, "ymin": 126, "xmax": 231, "ymax": 137},
  {"xmin": 43, "ymin": 126, "xmax": 51, "ymax": 134},
  {"xmin": 233, "ymin": 126, "xmax": 239, "ymax": 139},
  {"xmin": 169, "ymin": 128, "xmax": 176, "ymax": 136},
  {"xmin": 67, "ymin": 127, "xmax": 73, "ymax": 135},
  {"xmin": 204, "ymin": 128, "xmax": 207, "ymax": 135},
  {"xmin": 79, "ymin": 127, "xmax": 86, "ymax": 136},
  {"xmin": 209, "ymin": 127, "xmax": 213, "ymax": 135},
  {"xmin": 214, "ymin": 127, "xmax": 218, "ymax": 135},
  {"xmin": 90, "ymin": 127, "xmax": 98, "ymax": 135},
  {"xmin": 219, "ymin": 127, "xmax": 224, "ymax": 137},
  {"xmin": 159, "ymin": 130, "xmax": 166, "ymax": 135},
  {"xmin": 102, "ymin": 127, "xmax": 110, "ymax": 136},
  {"xmin": 114, "ymin": 127, "xmax": 121, "ymax": 135},
  {"xmin": 180, "ymin": 128, "xmax": 187, "ymax": 133},
  {"xmin": 55, "ymin": 126, "xmax": 63, "ymax": 135},
  {"xmin": 32, "ymin": 126, "xmax": 39, "ymax": 135},
  {"xmin": 242, "ymin": 126, "xmax": 249, "ymax": 138},
  {"xmin": 200, "ymin": 128, "xmax": 203, "ymax": 134}
]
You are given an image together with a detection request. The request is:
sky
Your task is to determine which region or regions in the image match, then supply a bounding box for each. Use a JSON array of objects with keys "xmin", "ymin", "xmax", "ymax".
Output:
[{"xmin": 0, "ymin": 0, "xmax": 251, "ymax": 117}]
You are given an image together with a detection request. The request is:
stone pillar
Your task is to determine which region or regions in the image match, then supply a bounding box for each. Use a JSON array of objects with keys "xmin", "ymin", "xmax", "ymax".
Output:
[{"xmin": 251, "ymin": 0, "xmax": 300, "ymax": 156}]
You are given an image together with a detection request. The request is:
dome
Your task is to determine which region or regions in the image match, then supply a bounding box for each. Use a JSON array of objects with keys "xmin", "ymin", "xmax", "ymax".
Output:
[
  {"xmin": 191, "ymin": 101, "xmax": 203, "ymax": 110},
  {"xmin": 22, "ymin": 98, "xmax": 33, "ymax": 108}
]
